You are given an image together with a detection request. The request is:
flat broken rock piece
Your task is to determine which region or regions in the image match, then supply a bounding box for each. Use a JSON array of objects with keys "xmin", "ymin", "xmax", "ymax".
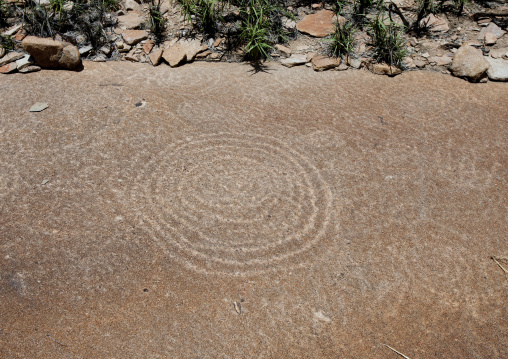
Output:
[{"xmin": 30, "ymin": 102, "xmax": 49, "ymax": 112}]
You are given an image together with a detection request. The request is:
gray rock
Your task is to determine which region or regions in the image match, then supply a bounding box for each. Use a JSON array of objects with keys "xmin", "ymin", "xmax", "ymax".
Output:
[
  {"xmin": 0, "ymin": 47, "xmax": 4, "ymax": 58},
  {"xmin": 29, "ymin": 103, "xmax": 49, "ymax": 112},
  {"xmin": 19, "ymin": 65, "xmax": 41, "ymax": 73},
  {"xmin": 485, "ymin": 57, "xmax": 508, "ymax": 81},
  {"xmin": 450, "ymin": 44, "xmax": 489, "ymax": 82},
  {"xmin": 118, "ymin": 12, "xmax": 144, "ymax": 30},
  {"xmin": 15, "ymin": 54, "xmax": 34, "ymax": 70},
  {"xmin": 0, "ymin": 51, "xmax": 24, "ymax": 67},
  {"xmin": 281, "ymin": 54, "xmax": 308, "ymax": 67},
  {"xmin": 79, "ymin": 45, "xmax": 93, "ymax": 56},
  {"xmin": 478, "ymin": 23, "xmax": 506, "ymax": 41}
]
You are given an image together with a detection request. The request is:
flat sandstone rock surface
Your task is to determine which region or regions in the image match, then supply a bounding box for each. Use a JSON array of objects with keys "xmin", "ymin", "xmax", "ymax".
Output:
[{"xmin": 1, "ymin": 61, "xmax": 507, "ymax": 358}]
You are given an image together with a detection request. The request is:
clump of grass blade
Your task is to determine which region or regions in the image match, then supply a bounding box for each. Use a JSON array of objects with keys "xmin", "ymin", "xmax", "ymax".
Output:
[{"xmin": 368, "ymin": 11, "xmax": 407, "ymax": 67}]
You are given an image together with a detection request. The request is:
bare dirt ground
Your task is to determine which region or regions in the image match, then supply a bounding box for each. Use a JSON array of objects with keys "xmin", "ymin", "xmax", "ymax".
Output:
[{"xmin": 1, "ymin": 62, "xmax": 507, "ymax": 358}]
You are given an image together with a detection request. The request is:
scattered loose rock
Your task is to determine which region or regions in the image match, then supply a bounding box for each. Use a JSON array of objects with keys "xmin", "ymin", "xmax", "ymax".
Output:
[
  {"xmin": 312, "ymin": 55, "xmax": 341, "ymax": 71},
  {"xmin": 0, "ymin": 62, "xmax": 18, "ymax": 74},
  {"xmin": 149, "ymin": 48, "xmax": 163, "ymax": 66},
  {"xmin": 0, "ymin": 47, "xmax": 5, "ymax": 58},
  {"xmin": 297, "ymin": 9, "xmax": 335, "ymax": 37},
  {"xmin": 162, "ymin": 43, "xmax": 187, "ymax": 67},
  {"xmin": 18, "ymin": 65, "xmax": 41, "ymax": 73},
  {"xmin": 478, "ymin": 22, "xmax": 506, "ymax": 41},
  {"xmin": 281, "ymin": 54, "xmax": 308, "ymax": 67},
  {"xmin": 0, "ymin": 51, "xmax": 24, "ymax": 67},
  {"xmin": 143, "ymin": 39, "xmax": 155, "ymax": 54},
  {"xmin": 29, "ymin": 102, "xmax": 49, "ymax": 112},
  {"xmin": 274, "ymin": 44, "xmax": 291, "ymax": 57},
  {"xmin": 485, "ymin": 57, "xmax": 508, "ymax": 81},
  {"xmin": 118, "ymin": 12, "xmax": 144, "ymax": 30},
  {"xmin": 428, "ymin": 55, "xmax": 453, "ymax": 66},
  {"xmin": 15, "ymin": 54, "xmax": 34, "ymax": 70},
  {"xmin": 369, "ymin": 63, "xmax": 402, "ymax": 76},
  {"xmin": 122, "ymin": 30, "xmax": 149, "ymax": 46},
  {"xmin": 420, "ymin": 14, "xmax": 449, "ymax": 32},
  {"xmin": 22, "ymin": 36, "xmax": 81, "ymax": 69},
  {"xmin": 450, "ymin": 44, "xmax": 489, "ymax": 82}
]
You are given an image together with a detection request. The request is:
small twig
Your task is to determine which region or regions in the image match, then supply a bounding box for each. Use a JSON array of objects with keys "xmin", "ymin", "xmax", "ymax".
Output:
[
  {"xmin": 46, "ymin": 334, "xmax": 67, "ymax": 347},
  {"xmin": 491, "ymin": 256, "xmax": 508, "ymax": 274},
  {"xmin": 382, "ymin": 344, "xmax": 412, "ymax": 359}
]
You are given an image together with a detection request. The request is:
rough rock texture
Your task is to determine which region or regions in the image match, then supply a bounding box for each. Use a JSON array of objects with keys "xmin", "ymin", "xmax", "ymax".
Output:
[
  {"xmin": 118, "ymin": 12, "xmax": 144, "ymax": 29},
  {"xmin": 0, "ymin": 51, "xmax": 24, "ymax": 67},
  {"xmin": 296, "ymin": 9, "xmax": 335, "ymax": 37},
  {"xmin": 450, "ymin": 44, "xmax": 489, "ymax": 81},
  {"xmin": 490, "ymin": 47, "xmax": 508, "ymax": 59},
  {"xmin": 15, "ymin": 54, "xmax": 34, "ymax": 70},
  {"xmin": 281, "ymin": 54, "xmax": 308, "ymax": 67},
  {"xmin": 420, "ymin": 13, "xmax": 449, "ymax": 32},
  {"xmin": 0, "ymin": 62, "xmax": 18, "ymax": 73},
  {"xmin": 478, "ymin": 22, "xmax": 506, "ymax": 41},
  {"xmin": 485, "ymin": 57, "xmax": 508, "ymax": 81},
  {"xmin": 369, "ymin": 62, "xmax": 402, "ymax": 76},
  {"xmin": 0, "ymin": 47, "xmax": 5, "ymax": 58},
  {"xmin": 0, "ymin": 62, "xmax": 507, "ymax": 358},
  {"xmin": 143, "ymin": 40, "xmax": 155, "ymax": 54},
  {"xmin": 312, "ymin": 55, "xmax": 341, "ymax": 71},
  {"xmin": 18, "ymin": 65, "xmax": 41, "ymax": 73},
  {"xmin": 22, "ymin": 36, "xmax": 81, "ymax": 69},
  {"xmin": 149, "ymin": 49, "xmax": 163, "ymax": 66},
  {"xmin": 274, "ymin": 44, "xmax": 291, "ymax": 56},
  {"xmin": 162, "ymin": 43, "xmax": 187, "ymax": 67},
  {"xmin": 179, "ymin": 39, "xmax": 207, "ymax": 61},
  {"xmin": 428, "ymin": 55, "xmax": 453, "ymax": 66},
  {"xmin": 122, "ymin": 30, "xmax": 149, "ymax": 46}
]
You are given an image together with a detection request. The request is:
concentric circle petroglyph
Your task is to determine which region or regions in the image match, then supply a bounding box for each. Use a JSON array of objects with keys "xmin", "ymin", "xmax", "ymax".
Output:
[{"xmin": 115, "ymin": 133, "xmax": 332, "ymax": 275}]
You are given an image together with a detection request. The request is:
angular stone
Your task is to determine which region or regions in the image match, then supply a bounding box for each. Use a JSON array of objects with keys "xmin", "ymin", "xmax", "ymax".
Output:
[
  {"xmin": 274, "ymin": 44, "xmax": 291, "ymax": 57},
  {"xmin": 478, "ymin": 23, "xmax": 506, "ymax": 41},
  {"xmin": 420, "ymin": 14, "xmax": 449, "ymax": 32},
  {"xmin": 297, "ymin": 10, "xmax": 335, "ymax": 37},
  {"xmin": 0, "ymin": 62, "xmax": 18, "ymax": 74},
  {"xmin": 196, "ymin": 50, "xmax": 212, "ymax": 59},
  {"xmin": 15, "ymin": 54, "xmax": 34, "ymax": 70},
  {"xmin": 162, "ymin": 43, "xmax": 187, "ymax": 67},
  {"xmin": 485, "ymin": 32, "xmax": 497, "ymax": 46},
  {"xmin": 428, "ymin": 55, "xmax": 453, "ymax": 66},
  {"xmin": 124, "ymin": 0, "xmax": 141, "ymax": 12},
  {"xmin": 450, "ymin": 44, "xmax": 489, "ymax": 82},
  {"xmin": 143, "ymin": 40, "xmax": 154, "ymax": 54},
  {"xmin": 336, "ymin": 62, "xmax": 349, "ymax": 71},
  {"xmin": 485, "ymin": 57, "xmax": 508, "ymax": 81},
  {"xmin": 280, "ymin": 54, "xmax": 308, "ymax": 67},
  {"xmin": 0, "ymin": 51, "xmax": 24, "ymax": 67},
  {"xmin": 0, "ymin": 47, "xmax": 5, "ymax": 58},
  {"xmin": 22, "ymin": 36, "xmax": 81, "ymax": 69},
  {"xmin": 122, "ymin": 30, "xmax": 149, "ymax": 45},
  {"xmin": 118, "ymin": 12, "xmax": 144, "ymax": 30},
  {"xmin": 149, "ymin": 49, "xmax": 163, "ymax": 66},
  {"xmin": 369, "ymin": 63, "xmax": 402, "ymax": 76},
  {"xmin": 79, "ymin": 45, "xmax": 93, "ymax": 56},
  {"xmin": 312, "ymin": 55, "xmax": 341, "ymax": 71},
  {"xmin": 19, "ymin": 65, "xmax": 41, "ymax": 73},
  {"xmin": 181, "ymin": 39, "xmax": 207, "ymax": 61},
  {"xmin": 3, "ymin": 24, "xmax": 22, "ymax": 36},
  {"xmin": 490, "ymin": 47, "xmax": 508, "ymax": 59}
]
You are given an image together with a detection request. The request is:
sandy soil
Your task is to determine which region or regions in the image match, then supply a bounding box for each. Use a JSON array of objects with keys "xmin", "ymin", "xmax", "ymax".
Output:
[{"xmin": 1, "ymin": 62, "xmax": 507, "ymax": 358}]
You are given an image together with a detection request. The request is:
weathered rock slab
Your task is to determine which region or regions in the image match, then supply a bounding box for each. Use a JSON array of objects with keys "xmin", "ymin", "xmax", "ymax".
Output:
[
  {"xmin": 297, "ymin": 10, "xmax": 335, "ymax": 37},
  {"xmin": 122, "ymin": 30, "xmax": 149, "ymax": 46}
]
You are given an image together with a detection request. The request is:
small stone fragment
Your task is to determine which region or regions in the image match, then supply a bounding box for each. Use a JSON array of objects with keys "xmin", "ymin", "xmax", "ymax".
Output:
[
  {"xmin": 369, "ymin": 63, "xmax": 402, "ymax": 76},
  {"xmin": 0, "ymin": 51, "xmax": 24, "ymax": 67},
  {"xmin": 274, "ymin": 44, "xmax": 291, "ymax": 57},
  {"xmin": 149, "ymin": 49, "xmax": 163, "ymax": 66},
  {"xmin": 312, "ymin": 55, "xmax": 341, "ymax": 71},
  {"xmin": 280, "ymin": 54, "xmax": 308, "ymax": 67},
  {"xmin": 30, "ymin": 103, "xmax": 49, "ymax": 112},
  {"xmin": 297, "ymin": 10, "xmax": 335, "ymax": 37},
  {"xmin": 122, "ymin": 30, "xmax": 149, "ymax": 46},
  {"xmin": 19, "ymin": 65, "xmax": 41, "ymax": 73},
  {"xmin": 0, "ymin": 62, "xmax": 18, "ymax": 74},
  {"xmin": 143, "ymin": 39, "xmax": 155, "ymax": 54}
]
